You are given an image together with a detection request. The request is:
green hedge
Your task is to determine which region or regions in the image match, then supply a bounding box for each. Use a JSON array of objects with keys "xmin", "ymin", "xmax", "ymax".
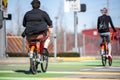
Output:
[
  {"xmin": 7, "ymin": 52, "xmax": 80, "ymax": 57},
  {"xmin": 7, "ymin": 52, "xmax": 28, "ymax": 57},
  {"xmin": 49, "ymin": 52, "xmax": 80, "ymax": 57}
]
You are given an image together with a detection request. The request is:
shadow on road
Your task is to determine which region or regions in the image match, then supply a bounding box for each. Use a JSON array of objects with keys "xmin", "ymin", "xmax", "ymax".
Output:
[
  {"xmin": 15, "ymin": 70, "xmax": 41, "ymax": 74},
  {"xmin": 86, "ymin": 65, "xmax": 103, "ymax": 67}
]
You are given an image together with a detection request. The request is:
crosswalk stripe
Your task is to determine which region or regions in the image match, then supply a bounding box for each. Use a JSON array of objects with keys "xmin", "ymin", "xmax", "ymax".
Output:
[{"xmin": 0, "ymin": 70, "xmax": 119, "ymax": 75}]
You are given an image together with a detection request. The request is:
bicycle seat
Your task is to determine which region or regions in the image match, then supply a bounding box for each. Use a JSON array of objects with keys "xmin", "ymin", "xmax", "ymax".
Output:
[
  {"xmin": 30, "ymin": 39, "xmax": 40, "ymax": 42},
  {"xmin": 101, "ymin": 35, "xmax": 108, "ymax": 38},
  {"xmin": 101, "ymin": 35, "xmax": 109, "ymax": 43}
]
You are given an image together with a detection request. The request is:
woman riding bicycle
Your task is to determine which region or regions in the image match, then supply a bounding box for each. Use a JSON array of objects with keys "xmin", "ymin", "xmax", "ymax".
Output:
[
  {"xmin": 22, "ymin": 0, "xmax": 53, "ymax": 58},
  {"xmin": 97, "ymin": 8, "xmax": 116, "ymax": 60}
]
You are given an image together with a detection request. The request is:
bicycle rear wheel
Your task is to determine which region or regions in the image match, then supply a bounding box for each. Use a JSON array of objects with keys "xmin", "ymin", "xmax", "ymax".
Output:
[
  {"xmin": 30, "ymin": 54, "xmax": 38, "ymax": 74},
  {"xmin": 41, "ymin": 55, "xmax": 48, "ymax": 72},
  {"xmin": 101, "ymin": 54, "xmax": 106, "ymax": 66}
]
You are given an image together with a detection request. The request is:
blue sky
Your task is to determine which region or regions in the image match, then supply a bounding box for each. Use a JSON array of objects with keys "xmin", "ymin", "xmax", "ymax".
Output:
[{"xmin": 6, "ymin": 0, "xmax": 120, "ymax": 34}]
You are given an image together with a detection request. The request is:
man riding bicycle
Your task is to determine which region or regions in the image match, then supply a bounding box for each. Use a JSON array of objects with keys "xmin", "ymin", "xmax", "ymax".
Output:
[
  {"xmin": 97, "ymin": 8, "xmax": 116, "ymax": 60},
  {"xmin": 22, "ymin": 0, "xmax": 52, "ymax": 59}
]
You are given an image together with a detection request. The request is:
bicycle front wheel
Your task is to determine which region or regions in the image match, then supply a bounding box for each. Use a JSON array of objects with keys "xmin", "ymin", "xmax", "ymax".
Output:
[{"xmin": 108, "ymin": 58, "xmax": 112, "ymax": 66}]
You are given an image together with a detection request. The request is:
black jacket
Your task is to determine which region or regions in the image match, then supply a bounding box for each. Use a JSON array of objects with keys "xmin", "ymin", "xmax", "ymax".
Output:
[
  {"xmin": 23, "ymin": 9, "xmax": 52, "ymax": 36},
  {"xmin": 97, "ymin": 14, "xmax": 116, "ymax": 33}
]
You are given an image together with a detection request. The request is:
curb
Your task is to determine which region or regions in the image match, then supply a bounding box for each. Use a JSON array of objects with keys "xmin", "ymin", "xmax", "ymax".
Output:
[
  {"xmin": 49, "ymin": 57, "xmax": 96, "ymax": 62},
  {"xmin": 0, "ymin": 57, "xmax": 96, "ymax": 64}
]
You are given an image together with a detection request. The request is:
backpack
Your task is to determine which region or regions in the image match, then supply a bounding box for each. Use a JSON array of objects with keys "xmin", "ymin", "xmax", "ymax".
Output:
[{"xmin": 99, "ymin": 16, "xmax": 107, "ymax": 30}]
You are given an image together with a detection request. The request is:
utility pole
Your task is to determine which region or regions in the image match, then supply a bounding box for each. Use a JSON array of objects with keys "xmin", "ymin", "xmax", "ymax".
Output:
[
  {"xmin": 64, "ymin": 31, "xmax": 66, "ymax": 52},
  {"xmin": 107, "ymin": 0, "xmax": 109, "ymax": 14},
  {"xmin": 0, "ymin": 0, "xmax": 6, "ymax": 58},
  {"xmin": 0, "ymin": 12, "xmax": 6, "ymax": 58},
  {"xmin": 53, "ymin": 17, "xmax": 58, "ymax": 59},
  {"xmin": 74, "ymin": 12, "xmax": 78, "ymax": 52}
]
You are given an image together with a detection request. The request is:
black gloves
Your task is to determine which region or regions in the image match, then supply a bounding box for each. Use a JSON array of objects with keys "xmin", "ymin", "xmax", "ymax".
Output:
[{"xmin": 21, "ymin": 31, "xmax": 26, "ymax": 38}]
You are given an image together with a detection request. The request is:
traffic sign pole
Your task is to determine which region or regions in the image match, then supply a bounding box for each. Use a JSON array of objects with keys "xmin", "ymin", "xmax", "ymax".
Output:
[
  {"xmin": 74, "ymin": 11, "xmax": 78, "ymax": 52},
  {"xmin": 0, "ymin": 0, "xmax": 8, "ymax": 58},
  {"xmin": 0, "ymin": 19, "xmax": 6, "ymax": 58},
  {"xmin": 64, "ymin": 0, "xmax": 80, "ymax": 52}
]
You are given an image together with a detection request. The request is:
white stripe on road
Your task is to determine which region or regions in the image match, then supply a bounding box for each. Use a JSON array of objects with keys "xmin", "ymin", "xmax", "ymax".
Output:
[
  {"xmin": 0, "ymin": 71, "xmax": 120, "ymax": 75},
  {"xmin": 0, "ymin": 77, "xmax": 36, "ymax": 80}
]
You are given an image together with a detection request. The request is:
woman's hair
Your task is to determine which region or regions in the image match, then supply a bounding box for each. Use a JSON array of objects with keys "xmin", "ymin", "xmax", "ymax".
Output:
[
  {"xmin": 31, "ymin": 0, "xmax": 41, "ymax": 9},
  {"xmin": 100, "ymin": 8, "xmax": 108, "ymax": 14}
]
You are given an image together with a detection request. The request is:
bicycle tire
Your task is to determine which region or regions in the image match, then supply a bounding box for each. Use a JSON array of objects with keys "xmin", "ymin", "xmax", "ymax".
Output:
[
  {"xmin": 101, "ymin": 54, "xmax": 106, "ymax": 66},
  {"xmin": 41, "ymin": 55, "xmax": 48, "ymax": 72},
  {"xmin": 108, "ymin": 59, "xmax": 112, "ymax": 66},
  {"xmin": 30, "ymin": 54, "xmax": 38, "ymax": 74}
]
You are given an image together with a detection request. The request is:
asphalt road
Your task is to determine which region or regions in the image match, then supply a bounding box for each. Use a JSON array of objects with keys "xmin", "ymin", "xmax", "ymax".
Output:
[
  {"xmin": 0, "ymin": 57, "xmax": 120, "ymax": 80},
  {"xmin": 62, "ymin": 66, "xmax": 120, "ymax": 79}
]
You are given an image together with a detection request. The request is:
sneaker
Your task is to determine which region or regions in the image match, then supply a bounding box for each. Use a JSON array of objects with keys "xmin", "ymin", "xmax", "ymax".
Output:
[
  {"xmin": 29, "ymin": 51, "xmax": 33, "ymax": 58},
  {"xmin": 43, "ymin": 48, "xmax": 49, "ymax": 56},
  {"xmin": 108, "ymin": 54, "xmax": 112, "ymax": 60},
  {"xmin": 100, "ymin": 50, "xmax": 104, "ymax": 55}
]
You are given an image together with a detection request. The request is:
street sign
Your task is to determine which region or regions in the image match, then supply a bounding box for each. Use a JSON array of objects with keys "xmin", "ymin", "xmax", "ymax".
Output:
[
  {"xmin": 64, "ymin": 0, "xmax": 80, "ymax": 12},
  {"xmin": 2, "ymin": 0, "xmax": 8, "ymax": 18},
  {"xmin": 4, "ymin": 14, "xmax": 12, "ymax": 20},
  {"xmin": 1, "ymin": 0, "xmax": 7, "ymax": 12},
  {"xmin": 80, "ymin": 4, "xmax": 86, "ymax": 12}
]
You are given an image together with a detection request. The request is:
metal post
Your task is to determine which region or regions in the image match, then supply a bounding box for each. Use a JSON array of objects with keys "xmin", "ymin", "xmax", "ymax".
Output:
[
  {"xmin": 64, "ymin": 31, "xmax": 66, "ymax": 52},
  {"xmin": 53, "ymin": 17, "xmax": 58, "ymax": 59},
  {"xmin": 0, "ymin": 0, "xmax": 6, "ymax": 58},
  {"xmin": 0, "ymin": 17, "xmax": 6, "ymax": 58},
  {"xmin": 83, "ymin": 34, "xmax": 85, "ymax": 56},
  {"xmin": 74, "ymin": 12, "xmax": 78, "ymax": 52},
  {"xmin": 22, "ymin": 37, "xmax": 26, "ymax": 53},
  {"xmin": 107, "ymin": 0, "xmax": 109, "ymax": 14},
  {"xmin": 53, "ymin": 34, "xmax": 57, "ymax": 59}
]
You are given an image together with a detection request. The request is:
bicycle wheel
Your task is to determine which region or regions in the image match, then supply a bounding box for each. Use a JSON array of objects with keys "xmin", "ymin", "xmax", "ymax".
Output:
[
  {"xmin": 108, "ymin": 59, "xmax": 112, "ymax": 66},
  {"xmin": 101, "ymin": 54, "xmax": 106, "ymax": 66},
  {"xmin": 30, "ymin": 54, "xmax": 37, "ymax": 74},
  {"xmin": 108, "ymin": 58, "xmax": 112, "ymax": 66},
  {"xmin": 41, "ymin": 55, "xmax": 48, "ymax": 72}
]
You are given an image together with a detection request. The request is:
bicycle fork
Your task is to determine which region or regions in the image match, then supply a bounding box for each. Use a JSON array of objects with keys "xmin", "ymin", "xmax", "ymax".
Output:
[
  {"xmin": 100, "ymin": 43, "xmax": 108, "ymax": 56},
  {"xmin": 29, "ymin": 42, "xmax": 43, "ymax": 57},
  {"xmin": 29, "ymin": 43, "xmax": 36, "ymax": 58}
]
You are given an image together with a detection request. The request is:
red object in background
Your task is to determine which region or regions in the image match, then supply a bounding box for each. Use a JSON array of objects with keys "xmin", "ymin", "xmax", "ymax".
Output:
[
  {"xmin": 40, "ymin": 41, "xmax": 44, "ymax": 55},
  {"xmin": 82, "ymin": 27, "xmax": 120, "ymax": 42}
]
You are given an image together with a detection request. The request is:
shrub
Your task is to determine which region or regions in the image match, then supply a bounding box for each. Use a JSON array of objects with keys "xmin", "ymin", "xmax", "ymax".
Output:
[
  {"xmin": 6, "ymin": 52, "xmax": 80, "ymax": 57},
  {"xmin": 49, "ymin": 52, "xmax": 80, "ymax": 57},
  {"xmin": 7, "ymin": 52, "xmax": 28, "ymax": 57}
]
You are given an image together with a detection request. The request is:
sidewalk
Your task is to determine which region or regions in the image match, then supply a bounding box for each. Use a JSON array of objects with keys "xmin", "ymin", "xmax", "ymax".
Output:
[
  {"xmin": 0, "ymin": 56, "xmax": 119, "ymax": 64},
  {"xmin": 0, "ymin": 57, "xmax": 96, "ymax": 64}
]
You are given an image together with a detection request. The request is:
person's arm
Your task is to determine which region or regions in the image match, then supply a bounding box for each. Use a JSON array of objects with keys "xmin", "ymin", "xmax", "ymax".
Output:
[
  {"xmin": 109, "ymin": 16, "xmax": 116, "ymax": 32},
  {"xmin": 97, "ymin": 17, "xmax": 100, "ymax": 31},
  {"xmin": 22, "ymin": 13, "xmax": 27, "ymax": 37},
  {"xmin": 23, "ymin": 14, "xmax": 27, "ymax": 27},
  {"xmin": 44, "ymin": 12, "xmax": 53, "ymax": 28}
]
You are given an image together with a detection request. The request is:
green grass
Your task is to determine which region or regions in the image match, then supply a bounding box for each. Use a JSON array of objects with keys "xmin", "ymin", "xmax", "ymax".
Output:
[{"xmin": 0, "ymin": 59, "xmax": 120, "ymax": 79}]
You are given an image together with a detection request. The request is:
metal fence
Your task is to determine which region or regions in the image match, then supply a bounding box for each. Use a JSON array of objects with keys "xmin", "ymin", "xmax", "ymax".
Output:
[
  {"xmin": 6, "ymin": 33, "xmax": 120, "ymax": 56},
  {"xmin": 55, "ymin": 33, "xmax": 120, "ymax": 56}
]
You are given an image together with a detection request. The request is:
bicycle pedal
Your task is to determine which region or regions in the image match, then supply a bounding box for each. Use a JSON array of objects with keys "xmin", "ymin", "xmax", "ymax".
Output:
[
  {"xmin": 32, "ymin": 59, "xmax": 36, "ymax": 61},
  {"xmin": 106, "ymin": 55, "xmax": 108, "ymax": 58},
  {"xmin": 40, "ymin": 61, "xmax": 44, "ymax": 63},
  {"xmin": 36, "ymin": 59, "xmax": 40, "ymax": 62}
]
